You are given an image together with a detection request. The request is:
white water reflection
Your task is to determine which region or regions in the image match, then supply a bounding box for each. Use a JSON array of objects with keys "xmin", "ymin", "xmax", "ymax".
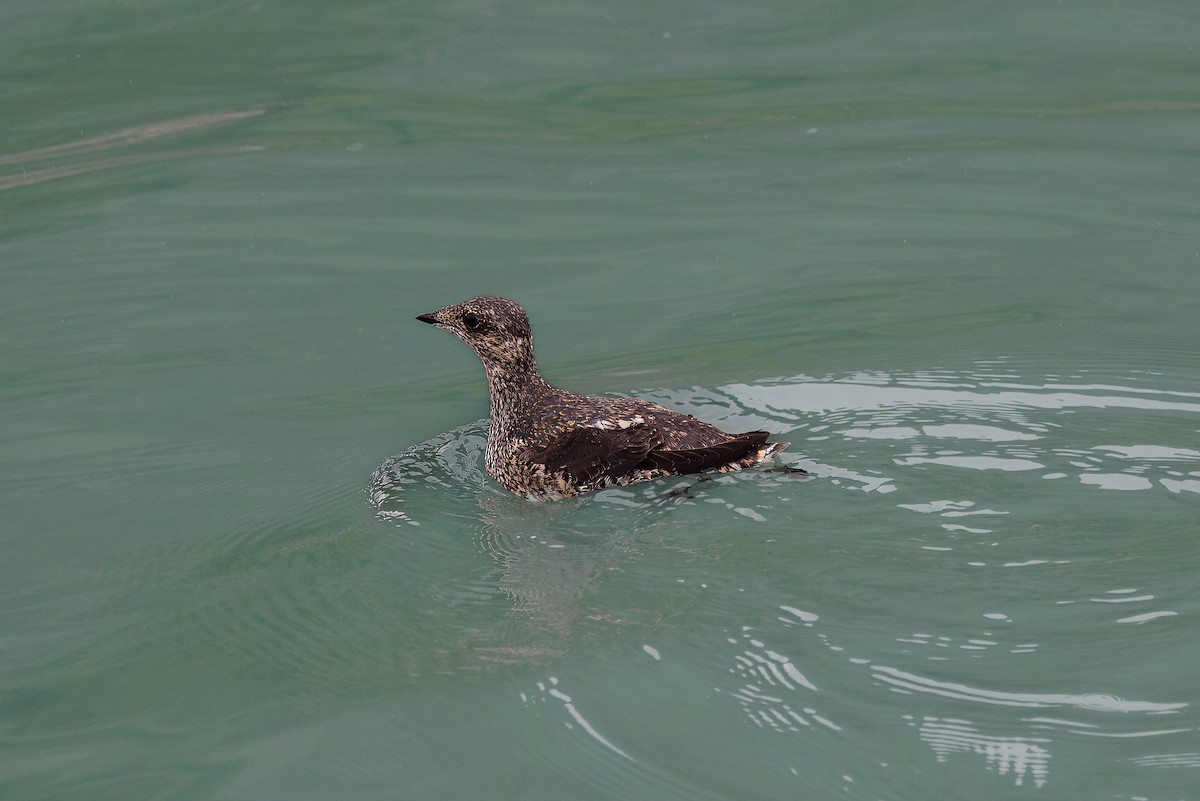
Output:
[
  {"xmin": 896, "ymin": 455, "xmax": 1044, "ymax": 471},
  {"xmin": 521, "ymin": 676, "xmax": 632, "ymax": 761},
  {"xmin": 1096, "ymin": 445, "xmax": 1200, "ymax": 460},
  {"xmin": 908, "ymin": 715, "xmax": 1051, "ymax": 787},
  {"xmin": 1053, "ymin": 588, "xmax": 1182, "ymax": 627},
  {"xmin": 872, "ymin": 665, "xmax": 1187, "ymax": 713},
  {"xmin": 1162, "ymin": 478, "xmax": 1200, "ymax": 495},
  {"xmin": 733, "ymin": 585, "xmax": 1196, "ymax": 793},
  {"xmin": 715, "ymin": 369, "xmax": 1200, "ymax": 496},
  {"xmin": 724, "ymin": 622, "xmax": 839, "ymax": 736},
  {"xmin": 1129, "ymin": 752, "xmax": 1200, "ymax": 768},
  {"xmin": 1079, "ymin": 473, "xmax": 1153, "ymax": 490},
  {"xmin": 1117, "ymin": 611, "xmax": 1180, "ymax": 624},
  {"xmin": 923, "ymin": 424, "xmax": 1040, "ymax": 441},
  {"xmin": 374, "ymin": 367, "xmax": 1197, "ymax": 796}
]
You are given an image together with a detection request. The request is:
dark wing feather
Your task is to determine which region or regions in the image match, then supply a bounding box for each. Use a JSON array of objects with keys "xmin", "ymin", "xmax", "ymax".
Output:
[
  {"xmin": 641, "ymin": 430, "xmax": 772, "ymax": 475},
  {"xmin": 523, "ymin": 424, "xmax": 663, "ymax": 486}
]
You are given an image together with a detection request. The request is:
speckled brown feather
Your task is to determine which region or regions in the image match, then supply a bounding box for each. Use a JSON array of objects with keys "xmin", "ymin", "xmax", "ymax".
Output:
[{"xmin": 417, "ymin": 296, "xmax": 790, "ymax": 500}]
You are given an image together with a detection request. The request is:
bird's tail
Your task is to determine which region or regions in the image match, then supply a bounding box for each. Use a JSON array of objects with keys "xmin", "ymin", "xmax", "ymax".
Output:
[{"xmin": 758, "ymin": 440, "xmax": 789, "ymax": 461}]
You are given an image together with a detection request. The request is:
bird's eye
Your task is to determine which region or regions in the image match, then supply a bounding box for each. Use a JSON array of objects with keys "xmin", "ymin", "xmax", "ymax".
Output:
[{"xmin": 462, "ymin": 311, "xmax": 481, "ymax": 331}]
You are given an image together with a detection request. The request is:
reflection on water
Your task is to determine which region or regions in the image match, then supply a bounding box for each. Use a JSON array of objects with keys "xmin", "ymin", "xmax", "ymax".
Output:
[
  {"xmin": 370, "ymin": 365, "xmax": 1199, "ymax": 794},
  {"xmin": 871, "ymin": 664, "xmax": 1186, "ymax": 713},
  {"xmin": 4, "ymin": 0, "xmax": 1198, "ymax": 793},
  {"xmin": 726, "ymin": 616, "xmax": 839, "ymax": 736},
  {"xmin": 718, "ymin": 365, "xmax": 1200, "ymax": 498},
  {"xmin": 0, "ymin": 145, "xmax": 265, "ymax": 192},
  {"xmin": 521, "ymin": 675, "xmax": 632, "ymax": 761},
  {"xmin": 0, "ymin": 107, "xmax": 270, "ymax": 190},
  {"xmin": 0, "ymin": 108, "xmax": 267, "ymax": 166},
  {"xmin": 371, "ymin": 364, "xmax": 1200, "ymax": 636},
  {"xmin": 371, "ymin": 419, "xmax": 793, "ymax": 646},
  {"xmin": 909, "ymin": 715, "xmax": 1051, "ymax": 788}
]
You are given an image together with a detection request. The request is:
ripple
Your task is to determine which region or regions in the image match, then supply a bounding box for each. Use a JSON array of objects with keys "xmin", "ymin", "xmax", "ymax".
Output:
[
  {"xmin": 871, "ymin": 665, "xmax": 1186, "ymax": 713},
  {"xmin": 1129, "ymin": 752, "xmax": 1200, "ymax": 768},
  {"xmin": 367, "ymin": 366, "xmax": 1198, "ymax": 652},
  {"xmin": 1079, "ymin": 473, "xmax": 1154, "ymax": 491},
  {"xmin": 716, "ymin": 575, "xmax": 1196, "ymax": 794},
  {"xmin": 66, "ymin": 435, "xmax": 514, "ymax": 693},
  {"xmin": 370, "ymin": 416, "xmax": 814, "ymax": 647},
  {"xmin": 906, "ymin": 715, "xmax": 1050, "ymax": 788},
  {"xmin": 359, "ymin": 365, "xmax": 1198, "ymax": 792},
  {"xmin": 369, "ymin": 420, "xmax": 492, "ymax": 524},
  {"xmin": 520, "ymin": 675, "xmax": 632, "ymax": 760},
  {"xmin": 721, "ymin": 620, "xmax": 840, "ymax": 737},
  {"xmin": 702, "ymin": 366, "xmax": 1200, "ymax": 500}
]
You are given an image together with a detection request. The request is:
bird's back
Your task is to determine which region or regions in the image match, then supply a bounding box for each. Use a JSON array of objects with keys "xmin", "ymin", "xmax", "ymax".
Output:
[
  {"xmin": 514, "ymin": 387, "xmax": 730, "ymax": 451},
  {"xmin": 487, "ymin": 387, "xmax": 784, "ymax": 499}
]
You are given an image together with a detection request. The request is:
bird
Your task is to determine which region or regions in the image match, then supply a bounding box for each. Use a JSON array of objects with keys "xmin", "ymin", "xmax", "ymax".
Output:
[{"xmin": 416, "ymin": 296, "xmax": 790, "ymax": 501}]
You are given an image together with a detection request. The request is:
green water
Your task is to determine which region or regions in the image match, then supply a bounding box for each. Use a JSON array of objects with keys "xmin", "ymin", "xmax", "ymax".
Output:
[{"xmin": 3, "ymin": 0, "xmax": 1198, "ymax": 798}]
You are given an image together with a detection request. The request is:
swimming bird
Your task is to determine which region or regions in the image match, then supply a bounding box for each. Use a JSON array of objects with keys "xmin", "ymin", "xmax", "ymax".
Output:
[{"xmin": 416, "ymin": 296, "xmax": 790, "ymax": 500}]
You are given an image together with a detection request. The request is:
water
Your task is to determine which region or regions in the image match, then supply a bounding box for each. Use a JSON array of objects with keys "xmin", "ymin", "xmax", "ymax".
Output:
[{"xmin": 2, "ymin": 0, "xmax": 1198, "ymax": 798}]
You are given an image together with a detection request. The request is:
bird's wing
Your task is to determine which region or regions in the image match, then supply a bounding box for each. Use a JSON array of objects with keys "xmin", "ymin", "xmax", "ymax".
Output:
[
  {"xmin": 642, "ymin": 430, "xmax": 772, "ymax": 475},
  {"xmin": 522, "ymin": 424, "xmax": 663, "ymax": 486}
]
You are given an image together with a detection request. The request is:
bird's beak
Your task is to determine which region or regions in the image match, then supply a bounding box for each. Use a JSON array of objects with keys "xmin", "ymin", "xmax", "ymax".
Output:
[{"xmin": 416, "ymin": 306, "xmax": 449, "ymax": 326}]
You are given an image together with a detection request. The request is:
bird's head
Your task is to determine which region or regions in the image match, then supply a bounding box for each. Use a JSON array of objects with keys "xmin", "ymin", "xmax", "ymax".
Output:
[{"xmin": 417, "ymin": 296, "xmax": 536, "ymax": 373}]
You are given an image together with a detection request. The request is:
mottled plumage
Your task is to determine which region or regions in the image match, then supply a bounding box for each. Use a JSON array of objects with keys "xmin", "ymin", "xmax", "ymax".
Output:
[{"xmin": 416, "ymin": 296, "xmax": 789, "ymax": 500}]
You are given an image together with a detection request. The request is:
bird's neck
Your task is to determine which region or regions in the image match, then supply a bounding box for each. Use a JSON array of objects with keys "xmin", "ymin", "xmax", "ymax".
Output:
[{"xmin": 483, "ymin": 355, "xmax": 550, "ymax": 425}]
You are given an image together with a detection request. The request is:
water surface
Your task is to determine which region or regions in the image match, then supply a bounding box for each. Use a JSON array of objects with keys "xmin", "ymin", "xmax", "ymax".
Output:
[{"xmin": 2, "ymin": 0, "xmax": 1198, "ymax": 798}]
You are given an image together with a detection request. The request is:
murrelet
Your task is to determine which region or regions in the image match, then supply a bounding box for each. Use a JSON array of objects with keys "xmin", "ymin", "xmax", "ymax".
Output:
[{"xmin": 417, "ymin": 296, "xmax": 789, "ymax": 500}]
